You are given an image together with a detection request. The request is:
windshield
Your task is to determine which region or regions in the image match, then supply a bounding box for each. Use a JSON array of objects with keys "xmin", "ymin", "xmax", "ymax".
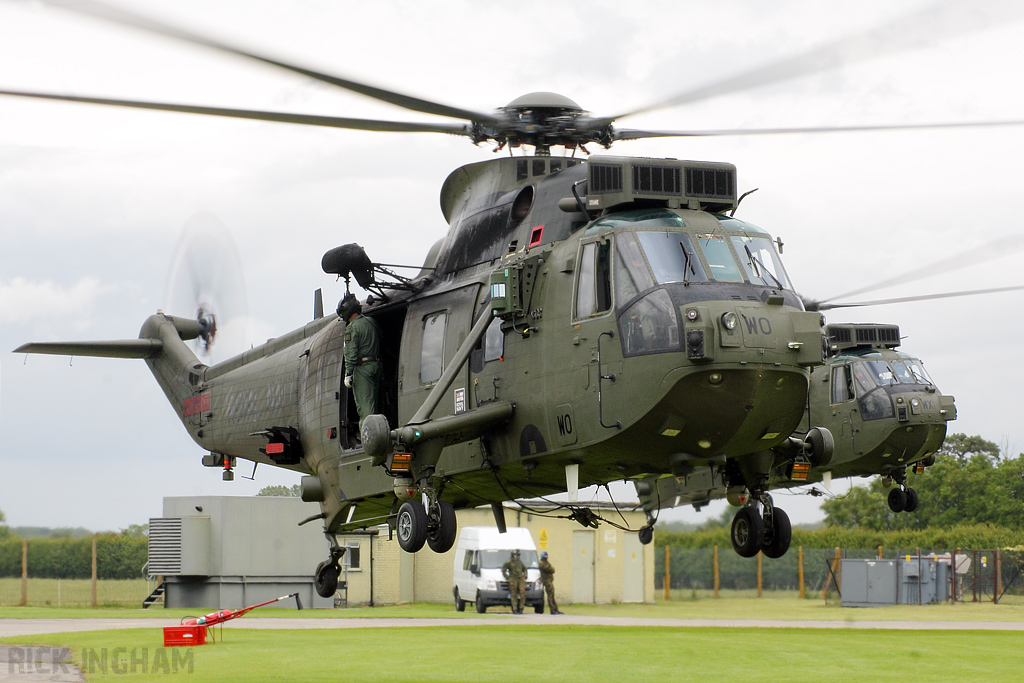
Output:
[
  {"xmin": 635, "ymin": 231, "xmax": 707, "ymax": 285},
  {"xmin": 479, "ymin": 549, "xmax": 539, "ymax": 570},
  {"xmin": 731, "ymin": 235, "xmax": 791, "ymax": 289},
  {"xmin": 852, "ymin": 358, "xmax": 934, "ymax": 388},
  {"xmin": 696, "ymin": 234, "xmax": 744, "ymax": 282}
]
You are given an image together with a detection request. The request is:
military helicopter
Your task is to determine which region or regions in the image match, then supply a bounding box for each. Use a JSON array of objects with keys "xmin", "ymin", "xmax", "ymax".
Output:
[
  {"xmin": 6, "ymin": 1, "xmax": 1024, "ymax": 591},
  {"xmin": 633, "ymin": 241, "xmax": 1024, "ymax": 557}
]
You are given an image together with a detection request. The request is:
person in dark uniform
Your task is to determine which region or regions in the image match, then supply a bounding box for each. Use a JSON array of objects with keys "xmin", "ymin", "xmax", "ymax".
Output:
[
  {"xmin": 539, "ymin": 551, "xmax": 562, "ymax": 614},
  {"xmin": 338, "ymin": 294, "xmax": 382, "ymax": 441}
]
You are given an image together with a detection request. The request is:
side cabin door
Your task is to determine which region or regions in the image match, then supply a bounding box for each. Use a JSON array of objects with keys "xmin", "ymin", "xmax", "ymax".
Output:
[
  {"xmin": 829, "ymin": 363, "xmax": 859, "ymax": 452},
  {"xmin": 398, "ymin": 284, "xmax": 482, "ymax": 427},
  {"xmin": 570, "ymin": 235, "xmax": 620, "ymax": 436}
]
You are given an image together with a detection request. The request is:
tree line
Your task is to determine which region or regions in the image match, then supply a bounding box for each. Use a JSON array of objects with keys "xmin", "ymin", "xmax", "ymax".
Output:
[{"xmin": 0, "ymin": 514, "xmax": 149, "ymax": 580}]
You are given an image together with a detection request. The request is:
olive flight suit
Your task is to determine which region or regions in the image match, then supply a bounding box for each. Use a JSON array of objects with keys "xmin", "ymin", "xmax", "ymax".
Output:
[
  {"xmin": 501, "ymin": 555, "xmax": 528, "ymax": 614},
  {"xmin": 343, "ymin": 312, "xmax": 382, "ymax": 430}
]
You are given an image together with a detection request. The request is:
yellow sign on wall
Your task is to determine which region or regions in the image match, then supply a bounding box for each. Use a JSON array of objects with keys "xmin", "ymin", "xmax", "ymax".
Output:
[{"xmin": 539, "ymin": 529, "xmax": 548, "ymax": 549}]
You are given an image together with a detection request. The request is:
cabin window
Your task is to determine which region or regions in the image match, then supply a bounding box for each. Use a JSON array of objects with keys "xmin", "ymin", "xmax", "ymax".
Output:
[
  {"xmin": 463, "ymin": 550, "xmax": 476, "ymax": 571},
  {"xmin": 830, "ymin": 365, "xmax": 855, "ymax": 404},
  {"xmin": 575, "ymin": 241, "xmax": 612, "ymax": 319},
  {"xmin": 420, "ymin": 311, "xmax": 447, "ymax": 384},
  {"xmin": 636, "ymin": 231, "xmax": 708, "ymax": 286},
  {"xmin": 484, "ymin": 317, "xmax": 504, "ymax": 363}
]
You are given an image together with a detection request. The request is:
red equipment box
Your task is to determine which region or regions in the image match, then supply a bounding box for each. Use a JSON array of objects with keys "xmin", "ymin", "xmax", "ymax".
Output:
[{"xmin": 163, "ymin": 625, "xmax": 208, "ymax": 647}]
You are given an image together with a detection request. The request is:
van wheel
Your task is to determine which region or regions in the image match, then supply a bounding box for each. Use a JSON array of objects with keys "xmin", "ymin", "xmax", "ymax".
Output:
[
  {"xmin": 454, "ymin": 589, "xmax": 466, "ymax": 612},
  {"xmin": 475, "ymin": 593, "xmax": 487, "ymax": 614},
  {"xmin": 534, "ymin": 602, "xmax": 544, "ymax": 614}
]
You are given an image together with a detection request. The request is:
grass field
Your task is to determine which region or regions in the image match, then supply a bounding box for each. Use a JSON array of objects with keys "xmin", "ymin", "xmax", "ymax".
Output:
[
  {"xmin": 4, "ymin": 587, "xmax": 1024, "ymax": 622},
  {"xmin": 3, "ymin": 624, "xmax": 1022, "ymax": 682},
  {"xmin": 3, "ymin": 592, "xmax": 1024, "ymax": 622}
]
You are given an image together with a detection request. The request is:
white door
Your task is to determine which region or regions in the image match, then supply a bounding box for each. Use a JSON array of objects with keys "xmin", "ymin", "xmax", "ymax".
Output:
[{"xmin": 572, "ymin": 530, "xmax": 595, "ymax": 603}]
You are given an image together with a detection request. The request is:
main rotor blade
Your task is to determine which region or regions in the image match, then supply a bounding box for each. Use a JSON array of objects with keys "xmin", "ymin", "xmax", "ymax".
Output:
[
  {"xmin": 819, "ymin": 234, "xmax": 1024, "ymax": 304},
  {"xmin": 0, "ymin": 89, "xmax": 472, "ymax": 135},
  {"xmin": 816, "ymin": 284, "xmax": 1024, "ymax": 311},
  {"xmin": 601, "ymin": 0, "xmax": 1024, "ymax": 124},
  {"xmin": 613, "ymin": 119, "xmax": 1024, "ymax": 141},
  {"xmin": 42, "ymin": 0, "xmax": 501, "ymax": 125}
]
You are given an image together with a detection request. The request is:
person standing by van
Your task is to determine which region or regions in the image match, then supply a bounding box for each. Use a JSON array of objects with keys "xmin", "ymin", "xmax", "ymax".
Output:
[
  {"xmin": 539, "ymin": 552, "xmax": 562, "ymax": 614},
  {"xmin": 501, "ymin": 550, "xmax": 527, "ymax": 614}
]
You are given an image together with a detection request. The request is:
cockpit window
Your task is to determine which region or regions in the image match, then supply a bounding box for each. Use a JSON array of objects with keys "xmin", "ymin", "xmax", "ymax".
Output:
[
  {"xmin": 576, "ymin": 240, "xmax": 612, "ymax": 319},
  {"xmin": 618, "ymin": 289, "xmax": 680, "ymax": 356},
  {"xmin": 615, "ymin": 233, "xmax": 655, "ymax": 304},
  {"xmin": 697, "ymin": 234, "xmax": 744, "ymax": 282},
  {"xmin": 731, "ymin": 235, "xmax": 791, "ymax": 290},
  {"xmin": 635, "ymin": 232, "xmax": 708, "ymax": 286},
  {"xmin": 904, "ymin": 359, "xmax": 933, "ymax": 385},
  {"xmin": 864, "ymin": 360, "xmax": 898, "ymax": 386},
  {"xmin": 889, "ymin": 361, "xmax": 915, "ymax": 384}
]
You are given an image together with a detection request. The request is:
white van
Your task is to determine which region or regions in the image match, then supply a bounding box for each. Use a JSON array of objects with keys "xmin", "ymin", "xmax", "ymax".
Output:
[{"xmin": 452, "ymin": 526, "xmax": 544, "ymax": 613}]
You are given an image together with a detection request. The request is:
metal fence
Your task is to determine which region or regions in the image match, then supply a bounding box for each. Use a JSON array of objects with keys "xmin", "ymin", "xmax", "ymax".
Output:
[
  {"xmin": 0, "ymin": 578, "xmax": 150, "ymax": 607},
  {"xmin": 656, "ymin": 547, "xmax": 1024, "ymax": 602}
]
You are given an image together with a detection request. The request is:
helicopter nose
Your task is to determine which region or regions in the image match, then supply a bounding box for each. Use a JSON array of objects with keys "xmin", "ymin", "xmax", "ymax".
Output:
[{"xmin": 655, "ymin": 367, "xmax": 808, "ymax": 458}]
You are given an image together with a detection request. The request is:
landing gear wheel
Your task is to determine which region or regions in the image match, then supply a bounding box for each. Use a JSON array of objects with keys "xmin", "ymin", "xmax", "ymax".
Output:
[
  {"xmin": 638, "ymin": 526, "xmax": 654, "ymax": 545},
  {"xmin": 314, "ymin": 561, "xmax": 339, "ymax": 598},
  {"xmin": 475, "ymin": 593, "xmax": 487, "ymax": 613},
  {"xmin": 731, "ymin": 506, "xmax": 765, "ymax": 558},
  {"xmin": 454, "ymin": 589, "xmax": 466, "ymax": 612},
  {"xmin": 762, "ymin": 508, "xmax": 792, "ymax": 559},
  {"xmin": 396, "ymin": 500, "xmax": 428, "ymax": 552},
  {"xmin": 887, "ymin": 487, "xmax": 907, "ymax": 513},
  {"xmin": 534, "ymin": 602, "xmax": 544, "ymax": 614},
  {"xmin": 426, "ymin": 500, "xmax": 458, "ymax": 553},
  {"xmin": 903, "ymin": 487, "xmax": 919, "ymax": 513}
]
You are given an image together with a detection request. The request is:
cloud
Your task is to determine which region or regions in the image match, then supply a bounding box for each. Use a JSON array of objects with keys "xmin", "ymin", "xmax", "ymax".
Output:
[{"xmin": 0, "ymin": 276, "xmax": 112, "ymax": 323}]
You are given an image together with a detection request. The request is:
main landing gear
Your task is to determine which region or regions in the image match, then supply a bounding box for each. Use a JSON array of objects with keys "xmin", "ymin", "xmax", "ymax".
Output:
[
  {"xmin": 396, "ymin": 494, "xmax": 458, "ymax": 553},
  {"xmin": 730, "ymin": 493, "xmax": 792, "ymax": 559}
]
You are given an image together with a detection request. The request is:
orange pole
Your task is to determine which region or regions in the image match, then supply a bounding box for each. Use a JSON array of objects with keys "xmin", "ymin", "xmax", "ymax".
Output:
[
  {"xmin": 21, "ymin": 540, "xmax": 28, "ymax": 607},
  {"xmin": 664, "ymin": 546, "xmax": 671, "ymax": 601},
  {"xmin": 91, "ymin": 536, "xmax": 98, "ymax": 608},
  {"xmin": 713, "ymin": 546, "xmax": 720, "ymax": 598},
  {"xmin": 798, "ymin": 546, "xmax": 805, "ymax": 599}
]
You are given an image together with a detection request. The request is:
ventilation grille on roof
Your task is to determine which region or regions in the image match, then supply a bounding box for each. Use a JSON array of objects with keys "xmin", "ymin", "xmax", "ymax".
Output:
[
  {"xmin": 589, "ymin": 164, "xmax": 623, "ymax": 193},
  {"xmin": 686, "ymin": 167, "xmax": 734, "ymax": 199},
  {"xmin": 633, "ymin": 164, "xmax": 681, "ymax": 195}
]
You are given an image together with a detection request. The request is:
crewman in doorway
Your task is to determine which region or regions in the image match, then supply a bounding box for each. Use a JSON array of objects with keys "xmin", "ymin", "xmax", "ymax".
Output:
[{"xmin": 339, "ymin": 294, "xmax": 382, "ymax": 439}]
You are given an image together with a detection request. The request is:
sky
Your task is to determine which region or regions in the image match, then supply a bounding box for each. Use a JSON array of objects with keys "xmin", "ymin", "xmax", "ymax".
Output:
[{"xmin": 1, "ymin": 0, "xmax": 1023, "ymax": 533}]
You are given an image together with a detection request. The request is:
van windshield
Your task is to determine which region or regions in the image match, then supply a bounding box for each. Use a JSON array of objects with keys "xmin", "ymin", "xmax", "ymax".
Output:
[{"xmin": 479, "ymin": 549, "xmax": 539, "ymax": 569}]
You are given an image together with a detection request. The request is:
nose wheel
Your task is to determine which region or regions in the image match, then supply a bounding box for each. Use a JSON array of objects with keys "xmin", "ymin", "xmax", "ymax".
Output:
[
  {"xmin": 885, "ymin": 468, "xmax": 919, "ymax": 513},
  {"xmin": 314, "ymin": 542, "xmax": 347, "ymax": 598}
]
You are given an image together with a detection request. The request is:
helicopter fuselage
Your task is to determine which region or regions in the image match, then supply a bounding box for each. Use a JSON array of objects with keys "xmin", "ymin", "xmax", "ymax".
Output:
[{"xmin": 146, "ymin": 155, "xmax": 825, "ymax": 535}]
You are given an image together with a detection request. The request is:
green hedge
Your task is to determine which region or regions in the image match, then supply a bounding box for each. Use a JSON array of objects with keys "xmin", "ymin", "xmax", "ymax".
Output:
[
  {"xmin": 655, "ymin": 524, "xmax": 1024, "ymax": 551},
  {"xmin": 0, "ymin": 535, "xmax": 147, "ymax": 580}
]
